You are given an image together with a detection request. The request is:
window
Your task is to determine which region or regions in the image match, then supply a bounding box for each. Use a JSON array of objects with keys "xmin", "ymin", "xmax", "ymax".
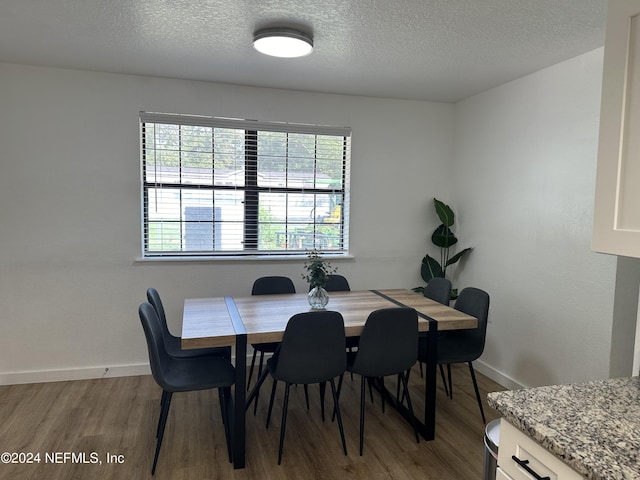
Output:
[{"xmin": 140, "ymin": 112, "xmax": 350, "ymax": 258}]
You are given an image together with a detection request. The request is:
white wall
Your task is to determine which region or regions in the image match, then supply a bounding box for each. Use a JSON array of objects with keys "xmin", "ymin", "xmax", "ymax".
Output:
[
  {"xmin": 452, "ymin": 48, "xmax": 618, "ymax": 388},
  {"xmin": 0, "ymin": 63, "xmax": 455, "ymax": 384},
  {"xmin": 0, "ymin": 50, "xmax": 624, "ymax": 389}
]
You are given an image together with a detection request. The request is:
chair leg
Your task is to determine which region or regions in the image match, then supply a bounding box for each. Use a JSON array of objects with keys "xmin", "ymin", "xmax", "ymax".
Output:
[
  {"xmin": 419, "ymin": 360, "xmax": 424, "ymax": 377},
  {"xmin": 277, "ymin": 383, "xmax": 292, "ymax": 465},
  {"xmin": 399, "ymin": 372, "xmax": 420, "ymax": 444},
  {"xmin": 246, "ymin": 366, "xmax": 270, "ymax": 414},
  {"xmin": 447, "ymin": 364, "xmax": 453, "ymax": 399},
  {"xmin": 332, "ymin": 373, "xmax": 344, "ymax": 422},
  {"xmin": 156, "ymin": 390, "xmax": 168, "ymax": 438},
  {"xmin": 380, "ymin": 377, "xmax": 385, "ymax": 413},
  {"xmin": 152, "ymin": 390, "xmax": 172, "ymax": 475},
  {"xmin": 266, "ymin": 379, "xmax": 278, "ymax": 429},
  {"xmin": 348, "ymin": 346, "xmax": 354, "ymax": 380},
  {"xmin": 257, "ymin": 351, "xmax": 265, "ymax": 378},
  {"xmin": 253, "ymin": 351, "xmax": 266, "ymax": 415},
  {"xmin": 468, "ymin": 362, "xmax": 486, "ymax": 423},
  {"xmin": 247, "ymin": 348, "xmax": 258, "ymax": 391},
  {"xmin": 359, "ymin": 375, "xmax": 366, "ymax": 456},
  {"xmin": 319, "ymin": 381, "xmax": 326, "ymax": 421},
  {"xmin": 400, "ymin": 367, "xmax": 412, "ymax": 406},
  {"xmin": 329, "ymin": 378, "xmax": 347, "ymax": 455},
  {"xmin": 304, "ymin": 384, "xmax": 310, "ymax": 410},
  {"xmin": 336, "ymin": 373, "xmax": 344, "ymax": 399},
  {"xmin": 439, "ymin": 364, "xmax": 450, "ymax": 398}
]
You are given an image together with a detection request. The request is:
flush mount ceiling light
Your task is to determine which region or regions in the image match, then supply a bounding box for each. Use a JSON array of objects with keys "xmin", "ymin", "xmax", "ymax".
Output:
[{"xmin": 253, "ymin": 28, "xmax": 313, "ymax": 58}]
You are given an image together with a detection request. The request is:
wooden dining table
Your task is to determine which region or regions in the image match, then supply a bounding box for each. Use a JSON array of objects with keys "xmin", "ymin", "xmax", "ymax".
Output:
[{"xmin": 182, "ymin": 288, "xmax": 477, "ymax": 469}]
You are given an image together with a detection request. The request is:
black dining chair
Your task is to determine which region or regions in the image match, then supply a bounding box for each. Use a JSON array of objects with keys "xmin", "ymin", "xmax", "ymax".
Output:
[
  {"xmin": 247, "ymin": 276, "xmax": 296, "ymax": 413},
  {"xmin": 146, "ymin": 288, "xmax": 231, "ymax": 360},
  {"xmin": 417, "ymin": 286, "xmax": 490, "ymax": 423},
  {"xmin": 340, "ymin": 307, "xmax": 420, "ymax": 455},
  {"xmin": 263, "ymin": 310, "xmax": 348, "ymax": 464},
  {"xmin": 308, "ymin": 275, "xmax": 357, "ymax": 355},
  {"xmin": 324, "ymin": 274, "xmax": 351, "ymax": 292},
  {"xmin": 423, "ymin": 277, "xmax": 452, "ymax": 304},
  {"xmin": 138, "ymin": 302, "xmax": 235, "ymax": 475}
]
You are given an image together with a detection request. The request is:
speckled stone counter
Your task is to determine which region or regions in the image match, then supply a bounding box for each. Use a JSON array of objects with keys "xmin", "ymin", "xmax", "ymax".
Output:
[{"xmin": 487, "ymin": 376, "xmax": 640, "ymax": 480}]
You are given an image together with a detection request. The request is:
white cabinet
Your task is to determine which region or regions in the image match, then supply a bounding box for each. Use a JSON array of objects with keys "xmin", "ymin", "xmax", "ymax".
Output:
[
  {"xmin": 496, "ymin": 466, "xmax": 513, "ymax": 480},
  {"xmin": 497, "ymin": 420, "xmax": 584, "ymax": 480},
  {"xmin": 593, "ymin": 0, "xmax": 640, "ymax": 257}
]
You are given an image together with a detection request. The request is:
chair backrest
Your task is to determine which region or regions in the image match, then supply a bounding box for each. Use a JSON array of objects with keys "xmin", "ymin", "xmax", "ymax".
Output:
[
  {"xmin": 146, "ymin": 287, "xmax": 178, "ymax": 351},
  {"xmin": 445, "ymin": 287, "xmax": 490, "ymax": 361},
  {"xmin": 351, "ymin": 307, "xmax": 418, "ymax": 378},
  {"xmin": 324, "ymin": 274, "xmax": 351, "ymax": 292},
  {"xmin": 423, "ymin": 277, "xmax": 452, "ymax": 305},
  {"xmin": 271, "ymin": 311, "xmax": 346, "ymax": 384},
  {"xmin": 138, "ymin": 302, "xmax": 171, "ymax": 390},
  {"xmin": 146, "ymin": 287, "xmax": 169, "ymax": 332},
  {"xmin": 251, "ymin": 276, "xmax": 296, "ymax": 295}
]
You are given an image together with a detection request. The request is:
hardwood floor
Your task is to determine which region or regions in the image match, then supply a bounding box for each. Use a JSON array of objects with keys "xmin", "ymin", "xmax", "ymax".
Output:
[{"xmin": 0, "ymin": 364, "xmax": 505, "ymax": 480}]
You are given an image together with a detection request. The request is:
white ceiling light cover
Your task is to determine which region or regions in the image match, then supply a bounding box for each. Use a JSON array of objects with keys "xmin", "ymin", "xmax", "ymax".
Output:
[{"xmin": 253, "ymin": 28, "xmax": 313, "ymax": 58}]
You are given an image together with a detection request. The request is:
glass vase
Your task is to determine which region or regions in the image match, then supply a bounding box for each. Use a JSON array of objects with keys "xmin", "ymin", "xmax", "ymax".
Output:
[{"xmin": 308, "ymin": 286, "xmax": 329, "ymax": 309}]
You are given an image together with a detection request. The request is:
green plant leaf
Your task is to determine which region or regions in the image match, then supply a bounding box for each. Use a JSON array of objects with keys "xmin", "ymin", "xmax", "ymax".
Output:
[
  {"xmin": 420, "ymin": 255, "xmax": 444, "ymax": 283},
  {"xmin": 434, "ymin": 198, "xmax": 454, "ymax": 227},
  {"xmin": 432, "ymin": 224, "xmax": 458, "ymax": 248},
  {"xmin": 444, "ymin": 247, "xmax": 472, "ymax": 266}
]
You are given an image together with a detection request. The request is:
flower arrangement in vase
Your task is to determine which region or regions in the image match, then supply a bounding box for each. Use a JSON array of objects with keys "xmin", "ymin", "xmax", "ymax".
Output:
[{"xmin": 302, "ymin": 249, "xmax": 336, "ymax": 309}]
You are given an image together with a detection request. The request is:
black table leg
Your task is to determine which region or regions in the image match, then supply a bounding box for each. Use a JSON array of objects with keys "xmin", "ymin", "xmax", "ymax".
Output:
[
  {"xmin": 225, "ymin": 297, "xmax": 247, "ymax": 469},
  {"xmin": 424, "ymin": 318, "xmax": 437, "ymax": 440}
]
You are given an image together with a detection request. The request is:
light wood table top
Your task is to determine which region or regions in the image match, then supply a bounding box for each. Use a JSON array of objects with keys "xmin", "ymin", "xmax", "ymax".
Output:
[
  {"xmin": 182, "ymin": 289, "xmax": 476, "ymax": 348},
  {"xmin": 235, "ymin": 289, "xmax": 476, "ymax": 344},
  {"xmin": 372, "ymin": 289, "xmax": 477, "ymax": 329},
  {"xmin": 182, "ymin": 297, "xmax": 238, "ymax": 349}
]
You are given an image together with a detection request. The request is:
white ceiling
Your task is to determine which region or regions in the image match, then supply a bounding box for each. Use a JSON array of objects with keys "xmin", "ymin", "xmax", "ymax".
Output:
[{"xmin": 0, "ymin": 0, "xmax": 607, "ymax": 103}]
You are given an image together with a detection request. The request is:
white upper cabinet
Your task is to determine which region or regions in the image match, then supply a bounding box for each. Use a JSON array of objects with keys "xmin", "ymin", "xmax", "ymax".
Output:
[{"xmin": 593, "ymin": 0, "xmax": 640, "ymax": 257}]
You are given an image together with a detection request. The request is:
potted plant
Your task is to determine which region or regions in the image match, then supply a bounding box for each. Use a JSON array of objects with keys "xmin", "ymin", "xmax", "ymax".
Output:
[
  {"xmin": 414, "ymin": 198, "xmax": 472, "ymax": 299},
  {"xmin": 302, "ymin": 249, "xmax": 337, "ymax": 308}
]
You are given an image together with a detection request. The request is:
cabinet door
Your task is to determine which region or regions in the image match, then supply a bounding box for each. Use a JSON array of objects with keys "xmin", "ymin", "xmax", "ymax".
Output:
[
  {"xmin": 498, "ymin": 420, "xmax": 584, "ymax": 480},
  {"xmin": 496, "ymin": 466, "xmax": 514, "ymax": 480},
  {"xmin": 593, "ymin": 0, "xmax": 640, "ymax": 257}
]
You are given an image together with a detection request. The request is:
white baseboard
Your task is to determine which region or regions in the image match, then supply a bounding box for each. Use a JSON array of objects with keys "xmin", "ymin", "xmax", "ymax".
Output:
[
  {"xmin": 474, "ymin": 360, "xmax": 526, "ymax": 391},
  {"xmin": 1, "ymin": 355, "xmax": 524, "ymax": 391},
  {"xmin": 0, "ymin": 364, "xmax": 151, "ymax": 386},
  {"xmin": 0, "ymin": 352, "xmax": 257, "ymax": 386}
]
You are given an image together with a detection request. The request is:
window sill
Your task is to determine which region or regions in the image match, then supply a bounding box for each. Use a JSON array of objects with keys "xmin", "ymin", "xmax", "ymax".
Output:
[{"xmin": 134, "ymin": 253, "xmax": 354, "ymax": 264}]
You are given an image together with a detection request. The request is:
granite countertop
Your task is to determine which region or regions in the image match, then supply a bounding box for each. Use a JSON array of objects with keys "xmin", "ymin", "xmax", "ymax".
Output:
[{"xmin": 487, "ymin": 376, "xmax": 640, "ymax": 480}]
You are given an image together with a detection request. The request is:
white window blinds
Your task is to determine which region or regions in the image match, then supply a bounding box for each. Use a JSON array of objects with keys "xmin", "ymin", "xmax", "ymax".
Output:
[{"xmin": 140, "ymin": 112, "xmax": 351, "ymax": 257}]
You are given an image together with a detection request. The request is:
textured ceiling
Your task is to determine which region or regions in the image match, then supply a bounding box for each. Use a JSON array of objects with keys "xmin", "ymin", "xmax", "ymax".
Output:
[{"xmin": 0, "ymin": 0, "xmax": 607, "ymax": 102}]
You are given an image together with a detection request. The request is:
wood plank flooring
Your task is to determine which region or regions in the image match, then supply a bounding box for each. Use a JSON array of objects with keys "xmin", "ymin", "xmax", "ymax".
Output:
[{"xmin": 0, "ymin": 364, "xmax": 505, "ymax": 480}]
